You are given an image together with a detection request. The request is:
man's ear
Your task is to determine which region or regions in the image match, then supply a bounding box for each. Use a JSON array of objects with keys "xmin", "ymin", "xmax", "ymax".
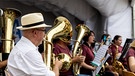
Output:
[{"xmin": 32, "ymin": 29, "xmax": 37, "ymax": 36}]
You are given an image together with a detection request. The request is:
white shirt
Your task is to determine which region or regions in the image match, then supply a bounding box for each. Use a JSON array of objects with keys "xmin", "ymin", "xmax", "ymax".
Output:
[{"xmin": 7, "ymin": 36, "xmax": 55, "ymax": 76}]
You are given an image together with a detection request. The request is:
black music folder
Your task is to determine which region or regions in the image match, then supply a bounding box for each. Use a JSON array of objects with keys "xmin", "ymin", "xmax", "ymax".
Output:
[{"xmin": 119, "ymin": 38, "xmax": 134, "ymax": 61}]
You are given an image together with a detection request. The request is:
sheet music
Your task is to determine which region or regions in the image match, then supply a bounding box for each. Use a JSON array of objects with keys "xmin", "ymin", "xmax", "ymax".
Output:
[
  {"xmin": 91, "ymin": 45, "xmax": 108, "ymax": 66},
  {"xmin": 93, "ymin": 54, "xmax": 110, "ymax": 75}
]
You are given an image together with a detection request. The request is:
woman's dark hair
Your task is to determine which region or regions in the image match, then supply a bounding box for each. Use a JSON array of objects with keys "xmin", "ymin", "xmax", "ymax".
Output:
[
  {"xmin": 100, "ymin": 33, "xmax": 111, "ymax": 45},
  {"xmin": 52, "ymin": 38, "xmax": 60, "ymax": 43},
  {"xmin": 82, "ymin": 31, "xmax": 95, "ymax": 42},
  {"xmin": 112, "ymin": 35, "xmax": 121, "ymax": 43},
  {"xmin": 101, "ymin": 34, "xmax": 110, "ymax": 42}
]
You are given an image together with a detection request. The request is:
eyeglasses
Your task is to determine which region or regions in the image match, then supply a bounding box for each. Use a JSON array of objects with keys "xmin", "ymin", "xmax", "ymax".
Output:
[{"xmin": 36, "ymin": 29, "xmax": 46, "ymax": 33}]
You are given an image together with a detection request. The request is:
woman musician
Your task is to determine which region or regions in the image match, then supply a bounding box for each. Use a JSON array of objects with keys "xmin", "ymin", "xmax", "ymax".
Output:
[
  {"xmin": 126, "ymin": 40, "xmax": 135, "ymax": 72},
  {"xmin": 79, "ymin": 30, "xmax": 96, "ymax": 76}
]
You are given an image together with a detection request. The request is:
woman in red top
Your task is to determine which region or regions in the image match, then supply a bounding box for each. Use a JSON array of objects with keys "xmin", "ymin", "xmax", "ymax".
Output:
[
  {"xmin": 126, "ymin": 40, "xmax": 135, "ymax": 72},
  {"xmin": 80, "ymin": 31, "xmax": 96, "ymax": 76},
  {"xmin": 52, "ymin": 16, "xmax": 85, "ymax": 76},
  {"xmin": 109, "ymin": 35, "xmax": 123, "ymax": 64}
]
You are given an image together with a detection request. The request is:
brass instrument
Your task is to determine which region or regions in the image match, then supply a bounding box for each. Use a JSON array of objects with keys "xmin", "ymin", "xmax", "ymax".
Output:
[
  {"xmin": 111, "ymin": 45, "xmax": 135, "ymax": 76},
  {"xmin": 0, "ymin": 8, "xmax": 21, "ymax": 76},
  {"xmin": 97, "ymin": 41, "xmax": 135, "ymax": 76},
  {"xmin": 0, "ymin": 8, "xmax": 21, "ymax": 60},
  {"xmin": 111, "ymin": 45, "xmax": 124, "ymax": 75},
  {"xmin": 44, "ymin": 16, "xmax": 72, "ymax": 72},
  {"xmin": 72, "ymin": 24, "xmax": 90, "ymax": 76}
]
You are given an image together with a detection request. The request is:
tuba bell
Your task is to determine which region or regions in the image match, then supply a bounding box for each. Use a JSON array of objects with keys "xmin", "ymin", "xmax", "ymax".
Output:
[
  {"xmin": 72, "ymin": 24, "xmax": 90, "ymax": 75},
  {"xmin": 0, "ymin": 8, "xmax": 21, "ymax": 60},
  {"xmin": 44, "ymin": 16, "xmax": 72, "ymax": 72}
]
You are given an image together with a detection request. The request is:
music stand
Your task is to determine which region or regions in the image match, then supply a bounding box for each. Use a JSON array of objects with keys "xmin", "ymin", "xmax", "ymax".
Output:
[{"xmin": 118, "ymin": 38, "xmax": 135, "ymax": 61}]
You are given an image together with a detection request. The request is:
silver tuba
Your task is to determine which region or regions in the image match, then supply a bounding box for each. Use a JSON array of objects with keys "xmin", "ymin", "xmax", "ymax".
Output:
[
  {"xmin": 0, "ymin": 8, "xmax": 21, "ymax": 60},
  {"xmin": 72, "ymin": 24, "xmax": 90, "ymax": 75}
]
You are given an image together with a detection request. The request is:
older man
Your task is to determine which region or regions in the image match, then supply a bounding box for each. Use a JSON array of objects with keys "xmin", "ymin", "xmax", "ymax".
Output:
[{"xmin": 7, "ymin": 13, "xmax": 62, "ymax": 76}]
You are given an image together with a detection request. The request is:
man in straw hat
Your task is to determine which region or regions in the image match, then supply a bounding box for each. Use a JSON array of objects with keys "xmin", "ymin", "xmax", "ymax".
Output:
[
  {"xmin": 7, "ymin": 13, "xmax": 62, "ymax": 76},
  {"xmin": 126, "ymin": 40, "xmax": 135, "ymax": 72}
]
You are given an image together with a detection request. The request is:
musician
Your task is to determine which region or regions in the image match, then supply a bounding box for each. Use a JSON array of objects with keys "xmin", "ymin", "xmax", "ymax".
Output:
[
  {"xmin": 52, "ymin": 32, "xmax": 85, "ymax": 76},
  {"xmin": 52, "ymin": 17, "xmax": 85, "ymax": 76},
  {"xmin": 79, "ymin": 30, "xmax": 96, "ymax": 76},
  {"xmin": 98, "ymin": 34, "xmax": 119, "ymax": 76},
  {"xmin": 7, "ymin": 13, "xmax": 62, "ymax": 76},
  {"xmin": 103, "ymin": 35, "xmax": 122, "ymax": 76},
  {"xmin": 100, "ymin": 34, "xmax": 111, "ymax": 46},
  {"xmin": 53, "ymin": 38, "xmax": 85, "ymax": 76},
  {"xmin": 94, "ymin": 33, "xmax": 111, "ymax": 53},
  {"xmin": 108, "ymin": 35, "xmax": 123, "ymax": 64},
  {"xmin": 126, "ymin": 40, "xmax": 135, "ymax": 72}
]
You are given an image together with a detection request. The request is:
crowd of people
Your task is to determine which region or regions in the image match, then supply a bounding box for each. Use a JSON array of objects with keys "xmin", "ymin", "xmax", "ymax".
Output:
[{"xmin": 0, "ymin": 12, "xmax": 135, "ymax": 76}]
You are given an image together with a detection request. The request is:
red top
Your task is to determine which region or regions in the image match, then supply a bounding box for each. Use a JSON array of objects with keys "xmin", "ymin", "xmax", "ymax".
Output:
[
  {"xmin": 80, "ymin": 43, "xmax": 95, "ymax": 75},
  {"xmin": 109, "ymin": 44, "xmax": 123, "ymax": 57},
  {"xmin": 126, "ymin": 47, "xmax": 135, "ymax": 71},
  {"xmin": 53, "ymin": 43, "xmax": 73, "ymax": 76}
]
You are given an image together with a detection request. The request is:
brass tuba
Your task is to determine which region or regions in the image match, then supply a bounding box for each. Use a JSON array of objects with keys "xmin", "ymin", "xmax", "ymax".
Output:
[
  {"xmin": 72, "ymin": 24, "xmax": 90, "ymax": 75},
  {"xmin": 0, "ymin": 8, "xmax": 21, "ymax": 60},
  {"xmin": 107, "ymin": 45, "xmax": 135, "ymax": 76},
  {"xmin": 44, "ymin": 16, "xmax": 72, "ymax": 72}
]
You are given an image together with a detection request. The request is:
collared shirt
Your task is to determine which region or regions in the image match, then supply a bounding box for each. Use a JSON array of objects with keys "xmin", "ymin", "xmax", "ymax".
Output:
[{"xmin": 7, "ymin": 36, "xmax": 55, "ymax": 76}]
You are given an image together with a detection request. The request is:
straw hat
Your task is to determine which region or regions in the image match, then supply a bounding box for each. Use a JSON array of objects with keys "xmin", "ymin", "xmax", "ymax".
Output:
[
  {"xmin": 130, "ymin": 40, "xmax": 135, "ymax": 48},
  {"xmin": 16, "ymin": 13, "xmax": 51, "ymax": 30}
]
